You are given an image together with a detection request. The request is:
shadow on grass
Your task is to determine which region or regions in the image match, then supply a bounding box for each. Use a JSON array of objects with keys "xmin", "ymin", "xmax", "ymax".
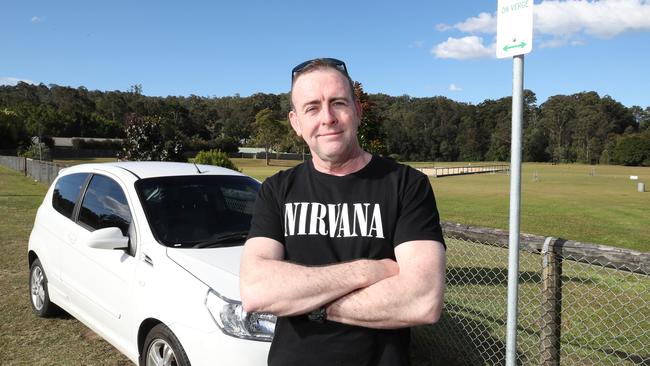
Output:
[
  {"xmin": 444, "ymin": 303, "xmax": 538, "ymax": 338},
  {"xmin": 598, "ymin": 348, "xmax": 649, "ymax": 365},
  {"xmin": 411, "ymin": 310, "xmax": 525, "ymax": 366},
  {"xmin": 41, "ymin": 304, "xmax": 74, "ymax": 320},
  {"xmin": 563, "ymin": 340, "xmax": 650, "ymax": 365}
]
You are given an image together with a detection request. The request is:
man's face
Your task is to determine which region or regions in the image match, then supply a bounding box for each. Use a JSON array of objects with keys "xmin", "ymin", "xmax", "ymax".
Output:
[{"xmin": 288, "ymin": 68, "xmax": 362, "ymax": 164}]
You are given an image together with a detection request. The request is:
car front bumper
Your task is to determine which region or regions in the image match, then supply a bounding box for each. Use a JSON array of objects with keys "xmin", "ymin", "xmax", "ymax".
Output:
[{"xmin": 170, "ymin": 322, "xmax": 271, "ymax": 366}]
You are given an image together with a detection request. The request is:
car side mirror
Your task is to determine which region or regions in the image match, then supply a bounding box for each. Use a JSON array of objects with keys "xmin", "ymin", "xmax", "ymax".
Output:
[{"xmin": 86, "ymin": 227, "xmax": 129, "ymax": 250}]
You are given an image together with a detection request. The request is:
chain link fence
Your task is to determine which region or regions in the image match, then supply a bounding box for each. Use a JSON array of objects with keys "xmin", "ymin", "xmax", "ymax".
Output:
[
  {"xmin": 411, "ymin": 224, "xmax": 649, "ymax": 366},
  {"xmin": 0, "ymin": 156, "xmax": 65, "ymax": 185}
]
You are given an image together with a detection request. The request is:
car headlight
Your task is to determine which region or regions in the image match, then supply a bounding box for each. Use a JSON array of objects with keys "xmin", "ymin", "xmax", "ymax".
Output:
[{"xmin": 205, "ymin": 290, "xmax": 276, "ymax": 342}]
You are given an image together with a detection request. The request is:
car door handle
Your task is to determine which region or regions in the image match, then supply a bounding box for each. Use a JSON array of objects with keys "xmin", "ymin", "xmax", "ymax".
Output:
[{"xmin": 67, "ymin": 232, "xmax": 77, "ymax": 244}]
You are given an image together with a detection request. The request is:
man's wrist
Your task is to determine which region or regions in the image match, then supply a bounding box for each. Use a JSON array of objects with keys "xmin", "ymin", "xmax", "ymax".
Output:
[{"xmin": 307, "ymin": 306, "xmax": 327, "ymax": 323}]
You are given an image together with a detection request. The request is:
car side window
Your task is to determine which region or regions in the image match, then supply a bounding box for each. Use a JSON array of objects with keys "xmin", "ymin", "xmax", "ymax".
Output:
[
  {"xmin": 78, "ymin": 174, "xmax": 132, "ymax": 237},
  {"xmin": 52, "ymin": 173, "xmax": 89, "ymax": 219}
]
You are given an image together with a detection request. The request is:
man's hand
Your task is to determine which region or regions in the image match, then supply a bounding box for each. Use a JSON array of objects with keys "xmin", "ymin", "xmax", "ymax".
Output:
[{"xmin": 239, "ymin": 237, "xmax": 399, "ymax": 316}]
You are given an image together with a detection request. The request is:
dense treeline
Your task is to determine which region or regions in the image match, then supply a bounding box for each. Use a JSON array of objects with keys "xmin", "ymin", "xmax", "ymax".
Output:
[{"xmin": 1, "ymin": 82, "xmax": 649, "ymax": 165}]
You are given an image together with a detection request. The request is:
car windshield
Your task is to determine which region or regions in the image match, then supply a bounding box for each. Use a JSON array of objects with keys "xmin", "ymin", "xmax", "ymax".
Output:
[{"xmin": 135, "ymin": 175, "xmax": 260, "ymax": 248}]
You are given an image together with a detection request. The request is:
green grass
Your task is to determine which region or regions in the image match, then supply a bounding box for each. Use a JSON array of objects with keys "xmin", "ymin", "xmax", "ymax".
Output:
[
  {"xmin": 0, "ymin": 166, "xmax": 131, "ymax": 365},
  {"xmin": 1, "ymin": 160, "xmax": 647, "ymax": 365},
  {"xmin": 233, "ymin": 158, "xmax": 303, "ymax": 181},
  {"xmin": 430, "ymin": 163, "xmax": 649, "ymax": 252}
]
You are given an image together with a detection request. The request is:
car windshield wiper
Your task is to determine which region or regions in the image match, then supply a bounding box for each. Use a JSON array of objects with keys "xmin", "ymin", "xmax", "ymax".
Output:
[{"xmin": 191, "ymin": 231, "xmax": 249, "ymax": 249}]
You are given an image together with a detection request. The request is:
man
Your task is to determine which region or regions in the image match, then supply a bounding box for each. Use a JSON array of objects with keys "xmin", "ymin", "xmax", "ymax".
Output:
[{"xmin": 240, "ymin": 58, "xmax": 446, "ymax": 365}]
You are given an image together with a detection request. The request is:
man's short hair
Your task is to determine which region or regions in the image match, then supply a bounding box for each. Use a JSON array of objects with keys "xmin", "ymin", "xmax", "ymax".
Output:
[{"xmin": 290, "ymin": 58, "xmax": 356, "ymax": 111}]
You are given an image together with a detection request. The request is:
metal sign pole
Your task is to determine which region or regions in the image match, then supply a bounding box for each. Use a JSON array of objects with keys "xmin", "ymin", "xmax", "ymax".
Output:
[{"xmin": 505, "ymin": 54, "xmax": 524, "ymax": 366}]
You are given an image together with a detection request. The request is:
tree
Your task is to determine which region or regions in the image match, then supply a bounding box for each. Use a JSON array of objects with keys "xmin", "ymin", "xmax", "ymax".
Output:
[
  {"xmin": 354, "ymin": 82, "xmax": 387, "ymax": 155},
  {"xmin": 118, "ymin": 114, "xmax": 184, "ymax": 161},
  {"xmin": 279, "ymin": 119, "xmax": 308, "ymax": 159},
  {"xmin": 630, "ymin": 105, "xmax": 650, "ymax": 132},
  {"xmin": 612, "ymin": 135, "xmax": 650, "ymax": 166},
  {"xmin": 252, "ymin": 108, "xmax": 286, "ymax": 165},
  {"xmin": 1, "ymin": 81, "xmax": 647, "ymax": 165},
  {"xmin": 477, "ymin": 97, "xmax": 511, "ymax": 162},
  {"xmin": 539, "ymin": 95, "xmax": 576, "ymax": 163},
  {"xmin": 456, "ymin": 116, "xmax": 484, "ymax": 161},
  {"xmin": 572, "ymin": 105, "xmax": 606, "ymax": 164},
  {"xmin": 523, "ymin": 124, "xmax": 550, "ymax": 162},
  {"xmin": 0, "ymin": 108, "xmax": 29, "ymax": 150}
]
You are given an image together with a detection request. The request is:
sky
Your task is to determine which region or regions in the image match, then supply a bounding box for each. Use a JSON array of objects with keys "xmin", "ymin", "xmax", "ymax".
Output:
[{"xmin": 2, "ymin": 0, "xmax": 649, "ymax": 108}]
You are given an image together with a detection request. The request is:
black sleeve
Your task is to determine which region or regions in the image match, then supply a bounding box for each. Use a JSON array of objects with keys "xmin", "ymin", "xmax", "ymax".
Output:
[
  {"xmin": 247, "ymin": 176, "xmax": 286, "ymax": 245},
  {"xmin": 393, "ymin": 171, "xmax": 446, "ymax": 249}
]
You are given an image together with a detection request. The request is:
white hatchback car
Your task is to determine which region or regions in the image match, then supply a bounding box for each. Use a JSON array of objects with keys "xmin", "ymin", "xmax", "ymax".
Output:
[{"xmin": 28, "ymin": 161, "xmax": 274, "ymax": 366}]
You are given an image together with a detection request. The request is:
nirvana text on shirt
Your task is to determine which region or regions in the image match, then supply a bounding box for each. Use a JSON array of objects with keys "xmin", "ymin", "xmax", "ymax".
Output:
[{"xmin": 283, "ymin": 202, "xmax": 384, "ymax": 238}]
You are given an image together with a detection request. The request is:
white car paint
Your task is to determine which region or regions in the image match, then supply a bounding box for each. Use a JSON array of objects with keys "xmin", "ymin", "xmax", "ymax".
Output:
[{"xmin": 28, "ymin": 162, "xmax": 272, "ymax": 365}]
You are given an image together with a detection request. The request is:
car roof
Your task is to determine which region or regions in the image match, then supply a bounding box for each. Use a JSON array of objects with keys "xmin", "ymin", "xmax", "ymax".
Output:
[{"xmin": 58, "ymin": 161, "xmax": 247, "ymax": 180}]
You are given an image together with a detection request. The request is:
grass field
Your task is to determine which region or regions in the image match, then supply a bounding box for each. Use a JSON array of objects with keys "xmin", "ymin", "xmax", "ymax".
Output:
[
  {"xmin": 2, "ymin": 162, "xmax": 646, "ymax": 365},
  {"xmin": 429, "ymin": 162, "xmax": 649, "ymax": 252},
  {"xmin": 233, "ymin": 159, "xmax": 649, "ymax": 252}
]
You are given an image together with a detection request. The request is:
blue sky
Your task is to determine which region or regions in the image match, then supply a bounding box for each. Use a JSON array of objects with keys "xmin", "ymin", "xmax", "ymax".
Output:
[{"xmin": 2, "ymin": 0, "xmax": 649, "ymax": 108}]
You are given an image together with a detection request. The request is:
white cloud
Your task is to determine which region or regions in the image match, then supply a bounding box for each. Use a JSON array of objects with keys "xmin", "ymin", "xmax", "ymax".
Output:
[
  {"xmin": 433, "ymin": 0, "xmax": 650, "ymax": 59},
  {"xmin": 449, "ymin": 83, "xmax": 463, "ymax": 92},
  {"xmin": 432, "ymin": 36, "xmax": 495, "ymax": 59},
  {"xmin": 455, "ymin": 12, "xmax": 497, "ymax": 34},
  {"xmin": 30, "ymin": 16, "xmax": 45, "ymax": 23},
  {"xmin": 0, "ymin": 77, "xmax": 35, "ymax": 86},
  {"xmin": 535, "ymin": 0, "xmax": 650, "ymax": 38},
  {"xmin": 436, "ymin": 12, "xmax": 497, "ymax": 34}
]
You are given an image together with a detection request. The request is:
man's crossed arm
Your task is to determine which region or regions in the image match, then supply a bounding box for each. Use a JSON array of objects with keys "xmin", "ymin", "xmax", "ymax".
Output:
[{"xmin": 239, "ymin": 237, "xmax": 445, "ymax": 329}]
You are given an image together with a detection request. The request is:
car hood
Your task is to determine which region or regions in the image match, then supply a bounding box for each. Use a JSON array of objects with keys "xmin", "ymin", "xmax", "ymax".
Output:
[{"xmin": 166, "ymin": 246, "xmax": 243, "ymax": 300}]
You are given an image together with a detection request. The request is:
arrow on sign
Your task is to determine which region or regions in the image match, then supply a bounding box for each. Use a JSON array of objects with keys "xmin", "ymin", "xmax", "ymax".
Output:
[{"xmin": 503, "ymin": 41, "xmax": 527, "ymax": 52}]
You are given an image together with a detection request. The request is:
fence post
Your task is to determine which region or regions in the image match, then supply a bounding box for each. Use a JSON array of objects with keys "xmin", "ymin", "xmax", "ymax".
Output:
[{"xmin": 540, "ymin": 237, "xmax": 562, "ymax": 366}]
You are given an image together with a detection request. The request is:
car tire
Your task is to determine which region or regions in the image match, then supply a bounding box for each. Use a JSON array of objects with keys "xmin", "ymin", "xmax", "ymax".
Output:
[
  {"xmin": 29, "ymin": 258, "xmax": 59, "ymax": 317},
  {"xmin": 140, "ymin": 323, "xmax": 191, "ymax": 366}
]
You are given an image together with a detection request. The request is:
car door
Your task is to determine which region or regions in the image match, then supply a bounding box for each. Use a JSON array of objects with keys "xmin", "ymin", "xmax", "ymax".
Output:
[
  {"xmin": 44, "ymin": 173, "xmax": 90, "ymax": 302},
  {"xmin": 63, "ymin": 173, "xmax": 138, "ymax": 350}
]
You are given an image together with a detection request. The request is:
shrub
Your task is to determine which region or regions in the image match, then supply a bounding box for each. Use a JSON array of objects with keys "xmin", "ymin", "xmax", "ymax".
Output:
[
  {"xmin": 193, "ymin": 149, "xmax": 240, "ymax": 171},
  {"xmin": 612, "ymin": 135, "xmax": 650, "ymax": 166}
]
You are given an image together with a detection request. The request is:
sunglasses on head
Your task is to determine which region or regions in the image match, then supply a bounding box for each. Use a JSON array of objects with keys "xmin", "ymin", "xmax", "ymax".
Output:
[{"xmin": 291, "ymin": 58, "xmax": 348, "ymax": 83}]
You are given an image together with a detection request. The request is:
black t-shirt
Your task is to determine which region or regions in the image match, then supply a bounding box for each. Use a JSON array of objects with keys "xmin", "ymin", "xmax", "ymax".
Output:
[{"xmin": 248, "ymin": 155, "xmax": 445, "ymax": 366}]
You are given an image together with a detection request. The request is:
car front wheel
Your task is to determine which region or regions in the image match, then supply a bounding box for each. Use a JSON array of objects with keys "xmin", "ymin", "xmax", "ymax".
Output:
[
  {"xmin": 140, "ymin": 324, "xmax": 191, "ymax": 366},
  {"xmin": 29, "ymin": 258, "xmax": 59, "ymax": 317}
]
